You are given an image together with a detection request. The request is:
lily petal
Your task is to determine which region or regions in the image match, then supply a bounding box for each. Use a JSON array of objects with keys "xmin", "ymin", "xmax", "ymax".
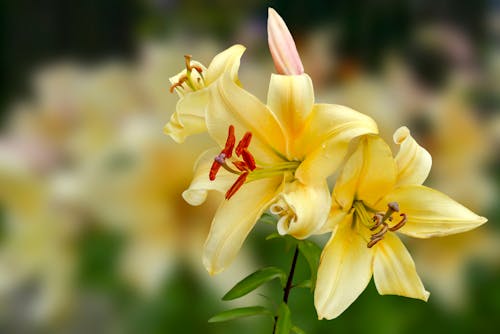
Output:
[
  {"xmin": 163, "ymin": 90, "xmax": 208, "ymax": 143},
  {"xmin": 203, "ymin": 176, "xmax": 283, "ymax": 275},
  {"xmin": 205, "ymin": 44, "xmax": 246, "ymax": 85},
  {"xmin": 295, "ymin": 104, "xmax": 378, "ymax": 185},
  {"xmin": 393, "ymin": 126, "xmax": 432, "ymax": 186},
  {"xmin": 382, "ymin": 185, "xmax": 487, "ymax": 238},
  {"xmin": 206, "ymin": 72, "xmax": 286, "ymax": 163},
  {"xmin": 315, "ymin": 215, "xmax": 373, "ymax": 320},
  {"xmin": 267, "ymin": 8, "xmax": 304, "ymax": 75},
  {"xmin": 267, "ymin": 74, "xmax": 314, "ymax": 158},
  {"xmin": 373, "ymin": 232, "xmax": 430, "ymax": 301},
  {"xmin": 273, "ymin": 180, "xmax": 331, "ymax": 239},
  {"xmin": 182, "ymin": 148, "xmax": 236, "ymax": 206},
  {"xmin": 334, "ymin": 135, "xmax": 396, "ymax": 210}
]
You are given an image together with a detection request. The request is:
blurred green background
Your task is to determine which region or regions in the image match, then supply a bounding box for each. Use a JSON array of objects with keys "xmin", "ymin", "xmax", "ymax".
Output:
[{"xmin": 1, "ymin": 0, "xmax": 499, "ymax": 333}]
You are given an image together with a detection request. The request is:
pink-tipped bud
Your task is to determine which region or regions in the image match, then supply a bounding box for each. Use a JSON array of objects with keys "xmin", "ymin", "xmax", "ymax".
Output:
[{"xmin": 267, "ymin": 7, "xmax": 304, "ymax": 75}]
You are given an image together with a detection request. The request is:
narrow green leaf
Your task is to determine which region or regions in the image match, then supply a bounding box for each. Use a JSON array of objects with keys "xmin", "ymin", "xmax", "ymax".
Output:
[
  {"xmin": 291, "ymin": 325, "xmax": 307, "ymax": 334},
  {"xmin": 208, "ymin": 306, "xmax": 272, "ymax": 323},
  {"xmin": 298, "ymin": 240, "xmax": 322, "ymax": 288},
  {"xmin": 266, "ymin": 232, "xmax": 281, "ymax": 241},
  {"xmin": 275, "ymin": 303, "xmax": 291, "ymax": 334},
  {"xmin": 293, "ymin": 280, "xmax": 312, "ymax": 289},
  {"xmin": 258, "ymin": 212, "xmax": 278, "ymax": 225},
  {"xmin": 223, "ymin": 267, "xmax": 287, "ymax": 300}
]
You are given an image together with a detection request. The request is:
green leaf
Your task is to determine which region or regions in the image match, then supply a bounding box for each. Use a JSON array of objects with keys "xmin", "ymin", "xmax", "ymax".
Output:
[
  {"xmin": 294, "ymin": 280, "xmax": 312, "ymax": 289},
  {"xmin": 265, "ymin": 232, "xmax": 281, "ymax": 241},
  {"xmin": 298, "ymin": 240, "xmax": 322, "ymax": 289},
  {"xmin": 291, "ymin": 325, "xmax": 307, "ymax": 334},
  {"xmin": 223, "ymin": 267, "xmax": 287, "ymax": 300},
  {"xmin": 208, "ymin": 306, "xmax": 272, "ymax": 323},
  {"xmin": 258, "ymin": 212, "xmax": 278, "ymax": 225},
  {"xmin": 275, "ymin": 303, "xmax": 291, "ymax": 334}
]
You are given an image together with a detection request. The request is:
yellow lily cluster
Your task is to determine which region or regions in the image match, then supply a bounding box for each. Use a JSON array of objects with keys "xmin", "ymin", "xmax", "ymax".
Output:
[{"xmin": 164, "ymin": 8, "xmax": 487, "ymax": 320}]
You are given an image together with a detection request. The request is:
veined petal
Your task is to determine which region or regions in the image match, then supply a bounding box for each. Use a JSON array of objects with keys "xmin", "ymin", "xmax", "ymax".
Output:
[
  {"xmin": 203, "ymin": 176, "xmax": 283, "ymax": 275},
  {"xmin": 373, "ymin": 232, "xmax": 430, "ymax": 301},
  {"xmin": 315, "ymin": 214, "xmax": 373, "ymax": 320},
  {"xmin": 267, "ymin": 8, "xmax": 304, "ymax": 75},
  {"xmin": 273, "ymin": 180, "xmax": 331, "ymax": 239},
  {"xmin": 205, "ymin": 44, "xmax": 246, "ymax": 85},
  {"xmin": 381, "ymin": 185, "xmax": 487, "ymax": 238},
  {"xmin": 334, "ymin": 135, "xmax": 396, "ymax": 210},
  {"xmin": 182, "ymin": 148, "xmax": 236, "ymax": 206},
  {"xmin": 393, "ymin": 126, "xmax": 432, "ymax": 186},
  {"xmin": 267, "ymin": 74, "xmax": 314, "ymax": 156},
  {"xmin": 295, "ymin": 104, "xmax": 378, "ymax": 185},
  {"xmin": 206, "ymin": 72, "xmax": 286, "ymax": 163},
  {"xmin": 163, "ymin": 90, "xmax": 208, "ymax": 143}
]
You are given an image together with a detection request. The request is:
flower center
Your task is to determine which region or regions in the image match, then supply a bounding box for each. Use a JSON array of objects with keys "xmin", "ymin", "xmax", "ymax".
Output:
[
  {"xmin": 353, "ymin": 201, "xmax": 407, "ymax": 248},
  {"xmin": 270, "ymin": 199, "xmax": 297, "ymax": 234},
  {"xmin": 209, "ymin": 125, "xmax": 300, "ymax": 200},
  {"xmin": 169, "ymin": 55, "xmax": 206, "ymax": 94}
]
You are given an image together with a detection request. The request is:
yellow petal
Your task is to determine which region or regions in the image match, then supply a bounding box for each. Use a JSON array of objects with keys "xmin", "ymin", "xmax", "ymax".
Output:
[
  {"xmin": 373, "ymin": 232, "xmax": 430, "ymax": 301},
  {"xmin": 295, "ymin": 104, "xmax": 378, "ymax": 185},
  {"xmin": 182, "ymin": 148, "xmax": 236, "ymax": 206},
  {"xmin": 206, "ymin": 72, "xmax": 286, "ymax": 163},
  {"xmin": 203, "ymin": 176, "xmax": 283, "ymax": 275},
  {"xmin": 334, "ymin": 135, "xmax": 396, "ymax": 209},
  {"xmin": 314, "ymin": 214, "xmax": 373, "ymax": 320},
  {"xmin": 271, "ymin": 180, "xmax": 331, "ymax": 239},
  {"xmin": 163, "ymin": 90, "xmax": 208, "ymax": 143},
  {"xmin": 266, "ymin": 74, "xmax": 314, "ymax": 156},
  {"xmin": 382, "ymin": 185, "xmax": 487, "ymax": 238},
  {"xmin": 205, "ymin": 44, "xmax": 246, "ymax": 85},
  {"xmin": 393, "ymin": 126, "xmax": 432, "ymax": 186}
]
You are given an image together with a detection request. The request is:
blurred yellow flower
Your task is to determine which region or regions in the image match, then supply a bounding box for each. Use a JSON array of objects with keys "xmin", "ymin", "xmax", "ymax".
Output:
[
  {"xmin": 182, "ymin": 70, "xmax": 378, "ymax": 275},
  {"xmin": 164, "ymin": 45, "xmax": 246, "ymax": 143},
  {"xmin": 314, "ymin": 127, "xmax": 487, "ymax": 320}
]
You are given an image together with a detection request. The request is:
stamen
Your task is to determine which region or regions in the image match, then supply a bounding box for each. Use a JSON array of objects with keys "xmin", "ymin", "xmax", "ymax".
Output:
[
  {"xmin": 367, "ymin": 236, "xmax": 384, "ymax": 248},
  {"xmin": 223, "ymin": 125, "xmax": 236, "ymax": 158},
  {"xmin": 366, "ymin": 202, "xmax": 407, "ymax": 248},
  {"xmin": 235, "ymin": 132, "xmax": 252, "ymax": 156},
  {"xmin": 209, "ymin": 162, "xmax": 221, "ymax": 181},
  {"xmin": 225, "ymin": 172, "xmax": 249, "ymax": 199},
  {"xmin": 389, "ymin": 213, "xmax": 407, "ymax": 232},
  {"xmin": 241, "ymin": 150, "xmax": 256, "ymax": 170},
  {"xmin": 169, "ymin": 75, "xmax": 188, "ymax": 93}
]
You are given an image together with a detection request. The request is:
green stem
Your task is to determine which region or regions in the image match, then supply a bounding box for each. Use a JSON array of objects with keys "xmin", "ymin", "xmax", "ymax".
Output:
[{"xmin": 272, "ymin": 245, "xmax": 299, "ymax": 334}]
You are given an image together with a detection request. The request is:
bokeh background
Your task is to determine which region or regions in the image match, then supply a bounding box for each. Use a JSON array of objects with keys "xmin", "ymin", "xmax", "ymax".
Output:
[{"xmin": 1, "ymin": 0, "xmax": 499, "ymax": 333}]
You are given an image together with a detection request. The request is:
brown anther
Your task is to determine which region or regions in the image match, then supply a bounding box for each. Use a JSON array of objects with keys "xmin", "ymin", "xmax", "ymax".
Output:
[
  {"xmin": 367, "ymin": 236, "xmax": 384, "ymax": 248},
  {"xmin": 389, "ymin": 213, "xmax": 407, "ymax": 232},
  {"xmin": 191, "ymin": 64, "xmax": 204, "ymax": 73},
  {"xmin": 169, "ymin": 75, "xmax": 188, "ymax": 93},
  {"xmin": 371, "ymin": 222, "xmax": 388, "ymax": 239},
  {"xmin": 371, "ymin": 213, "xmax": 384, "ymax": 230}
]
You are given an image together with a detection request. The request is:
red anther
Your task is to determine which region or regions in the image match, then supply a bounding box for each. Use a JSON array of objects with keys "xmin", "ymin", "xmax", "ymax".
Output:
[
  {"xmin": 235, "ymin": 132, "xmax": 252, "ymax": 156},
  {"xmin": 169, "ymin": 75, "xmax": 188, "ymax": 93},
  {"xmin": 225, "ymin": 172, "xmax": 249, "ymax": 199},
  {"xmin": 389, "ymin": 213, "xmax": 407, "ymax": 232},
  {"xmin": 191, "ymin": 65, "xmax": 203, "ymax": 73},
  {"xmin": 223, "ymin": 125, "xmax": 236, "ymax": 158},
  {"xmin": 232, "ymin": 161, "xmax": 248, "ymax": 172},
  {"xmin": 209, "ymin": 161, "xmax": 222, "ymax": 181},
  {"xmin": 241, "ymin": 150, "xmax": 256, "ymax": 170}
]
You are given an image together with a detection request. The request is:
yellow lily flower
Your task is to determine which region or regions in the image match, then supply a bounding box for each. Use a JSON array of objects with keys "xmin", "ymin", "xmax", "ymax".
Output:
[
  {"xmin": 314, "ymin": 126, "xmax": 487, "ymax": 320},
  {"xmin": 164, "ymin": 44, "xmax": 246, "ymax": 143},
  {"xmin": 183, "ymin": 70, "xmax": 378, "ymax": 275}
]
